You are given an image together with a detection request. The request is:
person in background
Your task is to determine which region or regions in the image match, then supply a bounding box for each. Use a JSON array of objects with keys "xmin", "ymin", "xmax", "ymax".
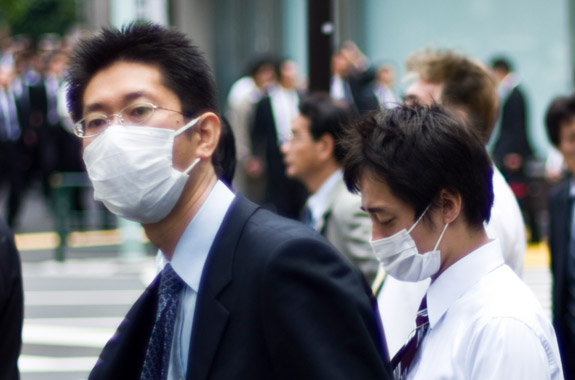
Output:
[
  {"xmin": 376, "ymin": 49, "xmax": 527, "ymax": 356},
  {"xmin": 0, "ymin": 65, "xmax": 25, "ymax": 228},
  {"xmin": 491, "ymin": 56, "xmax": 540, "ymax": 243},
  {"xmin": 226, "ymin": 56, "xmax": 277, "ymax": 201},
  {"xmin": 67, "ymin": 22, "xmax": 392, "ymax": 380},
  {"xmin": 330, "ymin": 41, "xmax": 380, "ymax": 117},
  {"xmin": 343, "ymin": 103, "xmax": 562, "ymax": 379},
  {"xmin": 281, "ymin": 93, "xmax": 378, "ymax": 283},
  {"xmin": 0, "ymin": 217, "xmax": 24, "ymax": 380},
  {"xmin": 251, "ymin": 59, "xmax": 308, "ymax": 219},
  {"xmin": 545, "ymin": 94, "xmax": 575, "ymax": 380},
  {"xmin": 372, "ymin": 63, "xmax": 399, "ymax": 109}
]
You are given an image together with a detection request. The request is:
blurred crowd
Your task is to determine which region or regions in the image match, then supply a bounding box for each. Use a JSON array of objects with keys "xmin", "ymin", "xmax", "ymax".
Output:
[{"xmin": 0, "ymin": 29, "xmax": 87, "ymax": 230}]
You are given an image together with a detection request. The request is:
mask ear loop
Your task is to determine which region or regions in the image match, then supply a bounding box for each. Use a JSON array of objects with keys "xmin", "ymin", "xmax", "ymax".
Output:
[
  {"xmin": 408, "ymin": 203, "xmax": 432, "ymax": 233},
  {"xmin": 174, "ymin": 115, "xmax": 201, "ymax": 137},
  {"xmin": 433, "ymin": 222, "xmax": 449, "ymax": 251},
  {"xmin": 174, "ymin": 115, "xmax": 202, "ymax": 175}
]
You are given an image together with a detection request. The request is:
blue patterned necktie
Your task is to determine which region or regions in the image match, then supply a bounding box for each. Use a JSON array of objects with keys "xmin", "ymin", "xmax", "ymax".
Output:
[
  {"xmin": 391, "ymin": 295, "xmax": 429, "ymax": 379},
  {"xmin": 141, "ymin": 263, "xmax": 185, "ymax": 380}
]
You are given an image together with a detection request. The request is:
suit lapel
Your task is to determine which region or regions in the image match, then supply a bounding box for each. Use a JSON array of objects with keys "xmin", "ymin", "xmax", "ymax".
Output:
[{"xmin": 187, "ymin": 196, "xmax": 259, "ymax": 380}]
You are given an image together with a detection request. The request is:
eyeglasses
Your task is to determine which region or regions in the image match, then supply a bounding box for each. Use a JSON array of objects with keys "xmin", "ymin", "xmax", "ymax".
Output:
[{"xmin": 74, "ymin": 102, "xmax": 191, "ymax": 138}]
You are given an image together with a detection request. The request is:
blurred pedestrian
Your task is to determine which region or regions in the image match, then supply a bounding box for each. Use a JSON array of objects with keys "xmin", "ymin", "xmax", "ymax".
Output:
[
  {"xmin": 343, "ymin": 103, "xmax": 563, "ymax": 379},
  {"xmin": 67, "ymin": 22, "xmax": 392, "ymax": 380},
  {"xmin": 491, "ymin": 56, "xmax": 540, "ymax": 243},
  {"xmin": 372, "ymin": 63, "xmax": 399, "ymax": 109},
  {"xmin": 330, "ymin": 41, "xmax": 380, "ymax": 116},
  {"xmin": 251, "ymin": 59, "xmax": 308, "ymax": 219},
  {"xmin": 377, "ymin": 49, "xmax": 527, "ymax": 356},
  {"xmin": 0, "ymin": 66, "xmax": 25, "ymax": 228},
  {"xmin": 281, "ymin": 93, "xmax": 378, "ymax": 283},
  {"xmin": 225, "ymin": 55, "xmax": 276, "ymax": 201},
  {"xmin": 0, "ymin": 217, "xmax": 24, "ymax": 380},
  {"xmin": 545, "ymin": 94, "xmax": 575, "ymax": 380}
]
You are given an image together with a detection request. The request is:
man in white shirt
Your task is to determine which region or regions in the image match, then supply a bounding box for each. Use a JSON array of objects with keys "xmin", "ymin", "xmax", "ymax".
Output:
[
  {"xmin": 66, "ymin": 22, "xmax": 393, "ymax": 380},
  {"xmin": 281, "ymin": 93, "xmax": 378, "ymax": 283},
  {"xmin": 376, "ymin": 49, "xmax": 527, "ymax": 356},
  {"xmin": 342, "ymin": 103, "xmax": 563, "ymax": 379}
]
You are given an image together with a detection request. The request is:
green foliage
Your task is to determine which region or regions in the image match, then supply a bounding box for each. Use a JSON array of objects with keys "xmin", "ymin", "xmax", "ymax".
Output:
[{"xmin": 0, "ymin": 0, "xmax": 77, "ymax": 42}]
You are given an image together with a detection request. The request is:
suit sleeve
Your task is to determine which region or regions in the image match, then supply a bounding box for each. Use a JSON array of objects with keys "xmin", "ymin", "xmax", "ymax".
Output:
[
  {"xmin": 0, "ymin": 220, "xmax": 23, "ymax": 380},
  {"xmin": 261, "ymin": 236, "xmax": 392, "ymax": 380}
]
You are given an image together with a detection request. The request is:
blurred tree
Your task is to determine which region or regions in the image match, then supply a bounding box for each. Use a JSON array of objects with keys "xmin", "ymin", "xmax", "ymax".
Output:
[{"xmin": 0, "ymin": 0, "xmax": 77, "ymax": 42}]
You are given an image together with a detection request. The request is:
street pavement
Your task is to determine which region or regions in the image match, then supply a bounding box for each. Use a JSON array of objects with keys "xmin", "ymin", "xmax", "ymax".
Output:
[{"xmin": 7, "ymin": 187, "xmax": 554, "ymax": 379}]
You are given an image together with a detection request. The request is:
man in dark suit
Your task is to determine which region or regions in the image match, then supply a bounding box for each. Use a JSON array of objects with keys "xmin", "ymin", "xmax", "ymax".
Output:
[
  {"xmin": 66, "ymin": 22, "xmax": 392, "ymax": 380},
  {"xmin": 251, "ymin": 59, "xmax": 308, "ymax": 219},
  {"xmin": 0, "ymin": 217, "xmax": 24, "ymax": 380},
  {"xmin": 491, "ymin": 57, "xmax": 540, "ymax": 243},
  {"xmin": 545, "ymin": 94, "xmax": 575, "ymax": 380}
]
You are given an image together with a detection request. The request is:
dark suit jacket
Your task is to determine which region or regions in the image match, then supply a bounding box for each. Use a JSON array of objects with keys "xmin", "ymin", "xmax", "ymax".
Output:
[
  {"xmin": 251, "ymin": 95, "xmax": 308, "ymax": 219},
  {"xmin": 548, "ymin": 175, "xmax": 575, "ymax": 378},
  {"xmin": 90, "ymin": 196, "xmax": 392, "ymax": 380},
  {"xmin": 492, "ymin": 86, "xmax": 534, "ymax": 181},
  {"xmin": 0, "ymin": 219, "xmax": 23, "ymax": 380}
]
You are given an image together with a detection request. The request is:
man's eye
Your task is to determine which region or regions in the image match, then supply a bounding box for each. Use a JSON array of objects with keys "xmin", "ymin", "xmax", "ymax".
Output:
[
  {"xmin": 86, "ymin": 118, "xmax": 107, "ymax": 130},
  {"xmin": 380, "ymin": 218, "xmax": 394, "ymax": 226}
]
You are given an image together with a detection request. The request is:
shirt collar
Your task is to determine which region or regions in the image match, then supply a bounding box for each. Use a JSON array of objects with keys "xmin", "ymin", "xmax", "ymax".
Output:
[
  {"xmin": 159, "ymin": 180, "xmax": 235, "ymax": 291},
  {"xmin": 306, "ymin": 170, "xmax": 342, "ymax": 224},
  {"xmin": 426, "ymin": 240, "xmax": 504, "ymax": 328}
]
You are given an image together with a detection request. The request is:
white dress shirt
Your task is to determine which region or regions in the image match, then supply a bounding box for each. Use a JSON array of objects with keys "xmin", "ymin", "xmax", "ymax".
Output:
[
  {"xmin": 157, "ymin": 180, "xmax": 235, "ymax": 380},
  {"xmin": 406, "ymin": 240, "xmax": 563, "ymax": 380},
  {"xmin": 305, "ymin": 170, "xmax": 342, "ymax": 231}
]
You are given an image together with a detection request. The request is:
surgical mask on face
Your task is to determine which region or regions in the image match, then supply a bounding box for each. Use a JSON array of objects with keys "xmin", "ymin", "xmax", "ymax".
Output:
[
  {"xmin": 83, "ymin": 117, "xmax": 201, "ymax": 224},
  {"xmin": 370, "ymin": 205, "xmax": 449, "ymax": 282}
]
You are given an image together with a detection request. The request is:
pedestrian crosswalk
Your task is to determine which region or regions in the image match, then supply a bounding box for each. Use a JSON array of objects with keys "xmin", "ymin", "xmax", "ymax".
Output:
[
  {"xmin": 18, "ymin": 245, "xmax": 552, "ymax": 379},
  {"xmin": 20, "ymin": 257, "xmax": 156, "ymax": 380}
]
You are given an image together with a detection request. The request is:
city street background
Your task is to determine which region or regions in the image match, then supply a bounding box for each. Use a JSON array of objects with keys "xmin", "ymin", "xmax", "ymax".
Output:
[{"xmin": 5, "ymin": 185, "xmax": 553, "ymax": 380}]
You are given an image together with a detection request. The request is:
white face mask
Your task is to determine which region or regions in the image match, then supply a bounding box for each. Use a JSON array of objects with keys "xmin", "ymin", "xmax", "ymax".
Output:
[
  {"xmin": 370, "ymin": 205, "xmax": 449, "ymax": 282},
  {"xmin": 83, "ymin": 117, "xmax": 201, "ymax": 224}
]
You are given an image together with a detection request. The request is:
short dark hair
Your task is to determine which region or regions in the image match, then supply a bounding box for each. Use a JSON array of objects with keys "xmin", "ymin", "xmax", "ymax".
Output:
[
  {"xmin": 214, "ymin": 116, "xmax": 237, "ymax": 187},
  {"xmin": 342, "ymin": 104, "xmax": 493, "ymax": 227},
  {"xmin": 545, "ymin": 94, "xmax": 575, "ymax": 148},
  {"xmin": 491, "ymin": 57, "xmax": 513, "ymax": 73},
  {"xmin": 298, "ymin": 93, "xmax": 351, "ymax": 163},
  {"xmin": 66, "ymin": 22, "xmax": 218, "ymax": 122}
]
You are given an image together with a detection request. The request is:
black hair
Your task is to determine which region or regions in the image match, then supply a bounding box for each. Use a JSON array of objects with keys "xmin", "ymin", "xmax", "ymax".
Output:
[
  {"xmin": 342, "ymin": 103, "xmax": 493, "ymax": 227},
  {"xmin": 66, "ymin": 22, "xmax": 218, "ymax": 123},
  {"xmin": 491, "ymin": 57, "xmax": 513, "ymax": 73},
  {"xmin": 214, "ymin": 116, "xmax": 237, "ymax": 187},
  {"xmin": 545, "ymin": 94, "xmax": 575, "ymax": 148},
  {"xmin": 298, "ymin": 93, "xmax": 351, "ymax": 163}
]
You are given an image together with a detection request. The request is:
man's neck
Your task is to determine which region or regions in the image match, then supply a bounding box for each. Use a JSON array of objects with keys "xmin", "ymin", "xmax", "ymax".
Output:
[
  {"xmin": 143, "ymin": 167, "xmax": 218, "ymax": 259},
  {"xmin": 304, "ymin": 162, "xmax": 340, "ymax": 194}
]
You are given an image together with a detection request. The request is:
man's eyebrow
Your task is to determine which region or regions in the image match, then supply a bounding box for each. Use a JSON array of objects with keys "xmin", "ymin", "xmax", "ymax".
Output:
[
  {"xmin": 83, "ymin": 91, "xmax": 151, "ymax": 115},
  {"xmin": 360, "ymin": 205, "xmax": 390, "ymax": 214}
]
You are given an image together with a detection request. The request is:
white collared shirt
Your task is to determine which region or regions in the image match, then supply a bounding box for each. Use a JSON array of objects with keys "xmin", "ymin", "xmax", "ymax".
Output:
[
  {"xmin": 406, "ymin": 240, "xmax": 563, "ymax": 380},
  {"xmin": 305, "ymin": 170, "xmax": 342, "ymax": 231},
  {"xmin": 157, "ymin": 180, "xmax": 235, "ymax": 380}
]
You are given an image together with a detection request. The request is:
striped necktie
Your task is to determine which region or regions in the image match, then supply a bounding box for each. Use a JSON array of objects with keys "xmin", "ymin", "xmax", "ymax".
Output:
[
  {"xmin": 141, "ymin": 263, "xmax": 185, "ymax": 380},
  {"xmin": 391, "ymin": 295, "xmax": 429, "ymax": 379}
]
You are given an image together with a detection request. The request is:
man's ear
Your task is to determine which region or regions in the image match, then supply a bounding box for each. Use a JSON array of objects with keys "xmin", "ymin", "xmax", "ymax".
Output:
[
  {"xmin": 194, "ymin": 112, "xmax": 221, "ymax": 159},
  {"xmin": 439, "ymin": 188, "xmax": 462, "ymax": 224},
  {"xmin": 316, "ymin": 133, "xmax": 335, "ymax": 162}
]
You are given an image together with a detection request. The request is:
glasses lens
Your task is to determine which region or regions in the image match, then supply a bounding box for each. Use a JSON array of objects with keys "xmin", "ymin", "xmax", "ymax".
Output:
[
  {"xmin": 81, "ymin": 115, "xmax": 109, "ymax": 137},
  {"xmin": 123, "ymin": 103, "xmax": 155, "ymax": 125}
]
